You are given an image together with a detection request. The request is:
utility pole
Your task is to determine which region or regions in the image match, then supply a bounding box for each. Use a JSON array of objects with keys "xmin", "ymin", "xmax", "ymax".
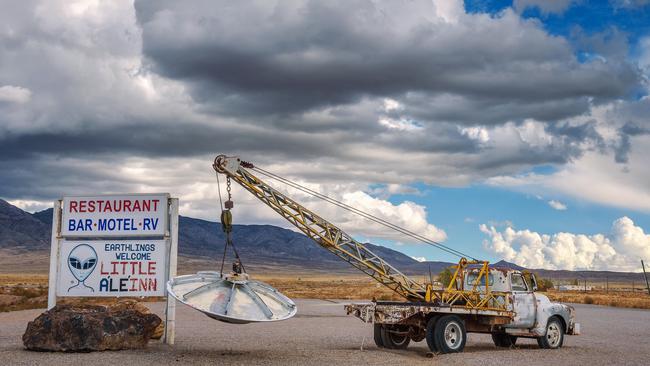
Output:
[{"xmin": 642, "ymin": 260, "xmax": 650, "ymax": 296}]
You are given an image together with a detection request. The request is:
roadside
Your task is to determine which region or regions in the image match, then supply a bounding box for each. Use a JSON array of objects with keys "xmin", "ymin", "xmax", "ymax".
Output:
[
  {"xmin": 2, "ymin": 273, "xmax": 649, "ymax": 313},
  {"xmin": 2, "ymin": 301, "xmax": 650, "ymax": 366}
]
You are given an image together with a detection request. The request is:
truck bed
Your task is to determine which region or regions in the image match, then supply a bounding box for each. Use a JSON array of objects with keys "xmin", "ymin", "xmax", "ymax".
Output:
[{"xmin": 345, "ymin": 301, "xmax": 514, "ymax": 324}]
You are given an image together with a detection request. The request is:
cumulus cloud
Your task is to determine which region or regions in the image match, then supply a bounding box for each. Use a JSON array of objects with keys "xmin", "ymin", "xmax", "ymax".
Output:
[
  {"xmin": 486, "ymin": 133, "xmax": 650, "ymax": 213},
  {"xmin": 485, "ymin": 96, "xmax": 650, "ymax": 213},
  {"xmin": 0, "ymin": 85, "xmax": 31, "ymax": 103},
  {"xmin": 548, "ymin": 200, "xmax": 568, "ymax": 210},
  {"xmin": 411, "ymin": 256, "xmax": 427, "ymax": 262},
  {"xmin": 480, "ymin": 217, "xmax": 650, "ymax": 271}
]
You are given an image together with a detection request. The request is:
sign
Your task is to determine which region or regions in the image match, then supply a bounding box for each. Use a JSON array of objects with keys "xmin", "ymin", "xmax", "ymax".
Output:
[
  {"xmin": 48, "ymin": 194, "xmax": 179, "ymax": 344},
  {"xmin": 57, "ymin": 240, "xmax": 167, "ymax": 297},
  {"xmin": 61, "ymin": 194, "xmax": 169, "ymax": 237}
]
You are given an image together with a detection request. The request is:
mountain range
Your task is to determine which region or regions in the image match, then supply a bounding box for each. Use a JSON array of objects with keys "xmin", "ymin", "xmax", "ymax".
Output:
[{"xmin": 0, "ymin": 199, "xmax": 645, "ymax": 282}]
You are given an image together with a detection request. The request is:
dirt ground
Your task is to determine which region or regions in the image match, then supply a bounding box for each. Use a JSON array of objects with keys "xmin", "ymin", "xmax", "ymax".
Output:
[{"xmin": 1, "ymin": 300, "xmax": 649, "ymax": 366}]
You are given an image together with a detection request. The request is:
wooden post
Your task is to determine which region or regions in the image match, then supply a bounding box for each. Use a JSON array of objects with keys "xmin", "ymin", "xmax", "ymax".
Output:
[
  {"xmin": 606, "ymin": 276, "xmax": 608, "ymax": 294},
  {"xmin": 47, "ymin": 200, "xmax": 62, "ymax": 309},
  {"xmin": 642, "ymin": 260, "xmax": 650, "ymax": 296},
  {"xmin": 163, "ymin": 198, "xmax": 179, "ymax": 345}
]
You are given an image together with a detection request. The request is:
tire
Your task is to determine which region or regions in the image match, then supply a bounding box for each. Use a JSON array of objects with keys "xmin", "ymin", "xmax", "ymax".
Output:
[
  {"xmin": 373, "ymin": 323, "xmax": 384, "ymax": 348},
  {"xmin": 537, "ymin": 317, "xmax": 564, "ymax": 349},
  {"xmin": 434, "ymin": 315, "xmax": 467, "ymax": 353},
  {"xmin": 491, "ymin": 333, "xmax": 518, "ymax": 347},
  {"xmin": 425, "ymin": 316, "xmax": 439, "ymax": 352},
  {"xmin": 380, "ymin": 325, "xmax": 411, "ymax": 349}
]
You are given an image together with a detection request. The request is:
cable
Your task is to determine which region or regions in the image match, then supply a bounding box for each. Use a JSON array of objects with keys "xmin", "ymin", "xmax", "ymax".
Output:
[
  {"xmin": 250, "ymin": 166, "xmax": 477, "ymax": 260},
  {"xmin": 253, "ymin": 166, "xmax": 472, "ymax": 259},
  {"xmin": 216, "ymin": 172, "xmax": 224, "ymax": 211}
]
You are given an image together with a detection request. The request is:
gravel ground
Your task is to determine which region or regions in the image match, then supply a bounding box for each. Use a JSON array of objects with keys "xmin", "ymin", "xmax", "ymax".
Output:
[{"xmin": 1, "ymin": 300, "xmax": 649, "ymax": 366}]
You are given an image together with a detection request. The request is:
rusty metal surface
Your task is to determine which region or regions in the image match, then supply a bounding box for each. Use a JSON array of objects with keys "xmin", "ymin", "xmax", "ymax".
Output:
[{"xmin": 345, "ymin": 302, "xmax": 514, "ymax": 325}]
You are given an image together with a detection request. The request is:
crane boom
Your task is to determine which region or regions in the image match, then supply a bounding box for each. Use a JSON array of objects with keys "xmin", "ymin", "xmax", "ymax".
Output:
[{"xmin": 213, "ymin": 155, "xmax": 426, "ymax": 301}]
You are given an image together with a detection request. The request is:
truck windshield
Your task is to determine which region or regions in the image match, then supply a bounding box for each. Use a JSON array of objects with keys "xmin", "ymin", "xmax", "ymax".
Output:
[
  {"xmin": 465, "ymin": 273, "xmax": 494, "ymax": 287},
  {"xmin": 511, "ymin": 274, "xmax": 528, "ymax": 291}
]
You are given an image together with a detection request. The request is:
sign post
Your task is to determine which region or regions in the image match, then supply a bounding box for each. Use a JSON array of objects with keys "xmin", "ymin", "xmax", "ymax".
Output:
[
  {"xmin": 164, "ymin": 198, "xmax": 179, "ymax": 345},
  {"xmin": 47, "ymin": 200, "xmax": 62, "ymax": 310},
  {"xmin": 47, "ymin": 193, "xmax": 178, "ymax": 344}
]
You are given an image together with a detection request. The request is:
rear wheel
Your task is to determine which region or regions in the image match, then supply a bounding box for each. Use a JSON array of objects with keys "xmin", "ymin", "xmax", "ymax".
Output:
[
  {"xmin": 537, "ymin": 317, "xmax": 564, "ymax": 349},
  {"xmin": 373, "ymin": 323, "xmax": 384, "ymax": 348},
  {"xmin": 380, "ymin": 325, "xmax": 411, "ymax": 349},
  {"xmin": 433, "ymin": 315, "xmax": 467, "ymax": 353},
  {"xmin": 425, "ymin": 316, "xmax": 439, "ymax": 352},
  {"xmin": 491, "ymin": 333, "xmax": 518, "ymax": 347}
]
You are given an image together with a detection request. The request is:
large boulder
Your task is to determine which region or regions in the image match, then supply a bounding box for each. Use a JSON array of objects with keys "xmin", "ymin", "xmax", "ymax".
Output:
[{"xmin": 23, "ymin": 300, "xmax": 162, "ymax": 351}]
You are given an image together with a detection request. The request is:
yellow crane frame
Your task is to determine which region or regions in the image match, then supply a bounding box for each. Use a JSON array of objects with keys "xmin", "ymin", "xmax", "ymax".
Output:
[
  {"xmin": 426, "ymin": 258, "xmax": 510, "ymax": 312},
  {"xmin": 214, "ymin": 155, "xmax": 510, "ymax": 312}
]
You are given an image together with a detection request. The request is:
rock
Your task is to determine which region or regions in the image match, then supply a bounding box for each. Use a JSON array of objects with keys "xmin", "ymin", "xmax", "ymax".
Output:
[
  {"xmin": 103, "ymin": 300, "xmax": 164, "ymax": 340},
  {"xmin": 22, "ymin": 300, "xmax": 162, "ymax": 351}
]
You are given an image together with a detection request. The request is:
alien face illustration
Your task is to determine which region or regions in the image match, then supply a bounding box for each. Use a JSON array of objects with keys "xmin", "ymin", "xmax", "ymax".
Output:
[{"xmin": 67, "ymin": 244, "xmax": 97, "ymax": 292}]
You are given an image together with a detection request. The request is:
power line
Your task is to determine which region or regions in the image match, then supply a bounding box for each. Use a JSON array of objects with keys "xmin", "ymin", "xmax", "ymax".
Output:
[{"xmin": 251, "ymin": 166, "xmax": 477, "ymax": 260}]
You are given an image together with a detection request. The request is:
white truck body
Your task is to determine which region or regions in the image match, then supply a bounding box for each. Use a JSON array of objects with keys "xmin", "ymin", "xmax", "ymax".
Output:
[{"xmin": 346, "ymin": 268, "xmax": 579, "ymax": 353}]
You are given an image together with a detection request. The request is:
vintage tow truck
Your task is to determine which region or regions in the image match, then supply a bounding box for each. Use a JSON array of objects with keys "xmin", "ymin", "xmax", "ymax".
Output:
[
  {"xmin": 212, "ymin": 155, "xmax": 580, "ymax": 354},
  {"xmin": 345, "ymin": 263, "xmax": 580, "ymax": 352}
]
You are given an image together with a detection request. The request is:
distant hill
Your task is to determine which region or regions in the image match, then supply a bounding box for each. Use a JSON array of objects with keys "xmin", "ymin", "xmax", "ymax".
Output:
[
  {"xmin": 0, "ymin": 199, "xmax": 646, "ymax": 282},
  {"xmin": 5, "ymin": 201, "xmax": 451, "ymax": 275},
  {"xmin": 0, "ymin": 200, "xmax": 50, "ymax": 250},
  {"xmin": 493, "ymin": 260, "xmax": 526, "ymax": 271}
]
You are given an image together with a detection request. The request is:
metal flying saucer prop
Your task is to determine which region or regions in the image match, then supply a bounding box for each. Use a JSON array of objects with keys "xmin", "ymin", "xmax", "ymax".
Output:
[{"xmin": 167, "ymin": 271, "xmax": 297, "ymax": 324}]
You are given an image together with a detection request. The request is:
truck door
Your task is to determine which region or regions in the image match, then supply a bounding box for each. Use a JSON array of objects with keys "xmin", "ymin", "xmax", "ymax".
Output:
[{"xmin": 509, "ymin": 273, "xmax": 536, "ymax": 328}]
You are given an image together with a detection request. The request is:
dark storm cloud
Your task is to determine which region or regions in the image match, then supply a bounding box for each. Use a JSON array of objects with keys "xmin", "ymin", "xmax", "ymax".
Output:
[
  {"xmin": 614, "ymin": 122, "xmax": 650, "ymax": 163},
  {"xmin": 135, "ymin": 0, "xmax": 639, "ymax": 122},
  {"xmin": 0, "ymin": 0, "xmax": 647, "ymax": 209}
]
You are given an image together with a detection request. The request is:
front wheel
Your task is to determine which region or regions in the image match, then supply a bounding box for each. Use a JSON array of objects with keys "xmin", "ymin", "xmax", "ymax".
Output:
[{"xmin": 537, "ymin": 317, "xmax": 564, "ymax": 349}]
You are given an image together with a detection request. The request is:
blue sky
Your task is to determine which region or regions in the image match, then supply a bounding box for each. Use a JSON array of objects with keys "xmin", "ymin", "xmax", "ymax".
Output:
[
  {"xmin": 467, "ymin": 1, "xmax": 650, "ymax": 41},
  {"xmin": 375, "ymin": 182, "xmax": 650, "ymax": 264}
]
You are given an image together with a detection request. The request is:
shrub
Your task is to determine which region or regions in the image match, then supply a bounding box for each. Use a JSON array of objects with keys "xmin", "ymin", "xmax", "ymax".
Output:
[{"xmin": 438, "ymin": 267, "xmax": 454, "ymax": 288}]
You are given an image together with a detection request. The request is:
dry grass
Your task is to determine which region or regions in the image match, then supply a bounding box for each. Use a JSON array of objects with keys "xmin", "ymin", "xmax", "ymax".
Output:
[
  {"xmin": 0, "ymin": 274, "xmax": 162, "ymax": 312},
  {"xmin": 257, "ymin": 275, "xmax": 402, "ymax": 301},
  {"xmin": 544, "ymin": 290, "xmax": 650, "ymax": 309},
  {"xmin": 3, "ymin": 273, "xmax": 650, "ymax": 312}
]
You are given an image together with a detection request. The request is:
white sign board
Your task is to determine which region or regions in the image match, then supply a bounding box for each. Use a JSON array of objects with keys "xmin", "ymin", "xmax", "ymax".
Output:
[
  {"xmin": 57, "ymin": 239, "xmax": 167, "ymax": 297},
  {"xmin": 48, "ymin": 194, "xmax": 179, "ymax": 344},
  {"xmin": 61, "ymin": 194, "xmax": 169, "ymax": 237}
]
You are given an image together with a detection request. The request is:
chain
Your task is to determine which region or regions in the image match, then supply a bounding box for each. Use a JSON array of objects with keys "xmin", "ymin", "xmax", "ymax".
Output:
[
  {"xmin": 225, "ymin": 176, "xmax": 233, "ymax": 209},
  {"xmin": 217, "ymin": 174, "xmax": 245, "ymax": 275}
]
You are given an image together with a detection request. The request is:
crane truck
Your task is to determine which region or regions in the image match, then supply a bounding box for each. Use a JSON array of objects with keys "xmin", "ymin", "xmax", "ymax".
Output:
[{"xmin": 212, "ymin": 155, "xmax": 580, "ymax": 354}]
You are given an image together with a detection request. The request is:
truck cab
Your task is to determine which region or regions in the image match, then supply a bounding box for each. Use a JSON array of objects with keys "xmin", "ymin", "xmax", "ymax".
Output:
[{"xmin": 462, "ymin": 267, "xmax": 580, "ymax": 348}]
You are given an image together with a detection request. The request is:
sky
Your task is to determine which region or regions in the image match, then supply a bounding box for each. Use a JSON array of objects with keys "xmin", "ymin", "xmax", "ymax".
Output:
[{"xmin": 1, "ymin": 0, "xmax": 649, "ymax": 272}]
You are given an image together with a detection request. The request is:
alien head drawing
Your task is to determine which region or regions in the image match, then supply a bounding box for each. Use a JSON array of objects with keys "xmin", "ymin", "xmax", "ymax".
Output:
[{"xmin": 67, "ymin": 244, "xmax": 97, "ymax": 293}]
